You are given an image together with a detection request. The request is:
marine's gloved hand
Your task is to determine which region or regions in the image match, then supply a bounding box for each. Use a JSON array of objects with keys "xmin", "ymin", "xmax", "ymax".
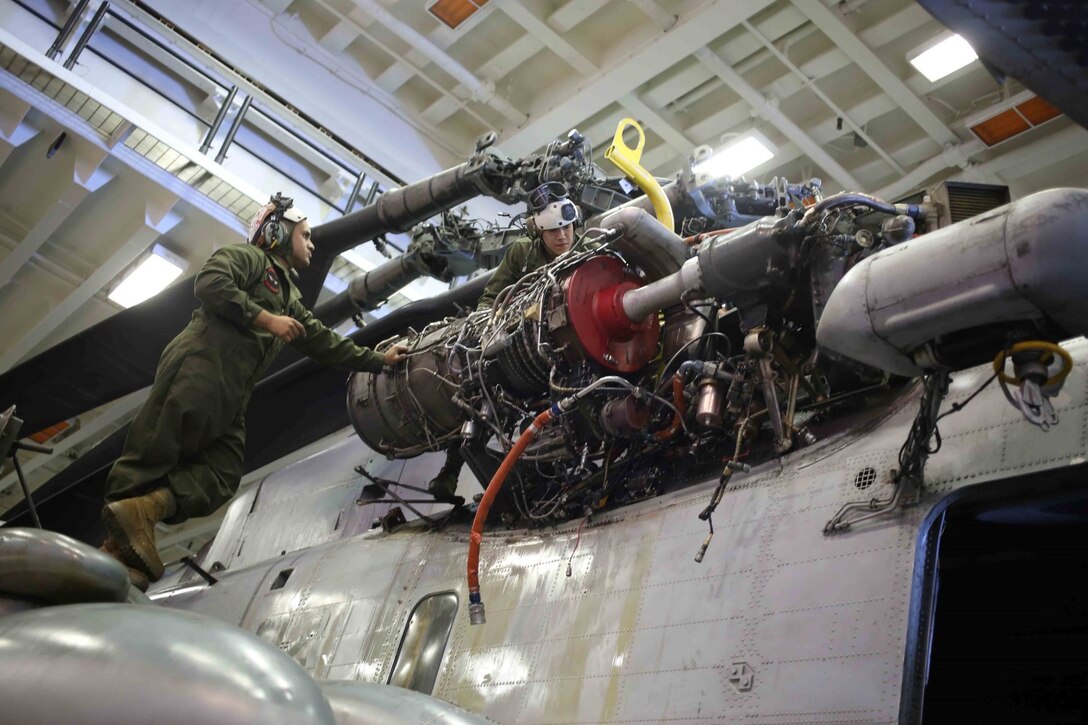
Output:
[
  {"xmin": 254, "ymin": 310, "xmax": 306, "ymax": 342},
  {"xmin": 383, "ymin": 344, "xmax": 408, "ymax": 366}
]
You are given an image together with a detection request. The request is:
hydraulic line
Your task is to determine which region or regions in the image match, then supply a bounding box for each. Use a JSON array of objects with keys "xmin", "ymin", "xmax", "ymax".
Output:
[
  {"xmin": 466, "ymin": 376, "xmax": 640, "ymax": 625},
  {"xmin": 654, "ymin": 374, "xmax": 686, "ymax": 441},
  {"xmin": 467, "ymin": 408, "xmax": 554, "ymax": 625}
]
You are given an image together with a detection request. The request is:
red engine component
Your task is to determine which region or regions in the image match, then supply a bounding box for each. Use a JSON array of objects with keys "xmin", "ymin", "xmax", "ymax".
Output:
[{"xmin": 562, "ymin": 256, "xmax": 659, "ymax": 372}]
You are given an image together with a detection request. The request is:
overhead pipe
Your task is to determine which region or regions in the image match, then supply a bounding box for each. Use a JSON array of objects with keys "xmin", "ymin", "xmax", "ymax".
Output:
[
  {"xmin": 344, "ymin": 171, "xmax": 367, "ymax": 212},
  {"xmin": 63, "ymin": 1, "xmax": 110, "ymax": 70},
  {"xmin": 45, "ymin": 0, "xmax": 91, "ymax": 60},
  {"xmin": 198, "ymin": 86, "xmax": 238, "ymax": 154},
  {"xmin": 874, "ymin": 139, "xmax": 985, "ymax": 201},
  {"xmin": 214, "ymin": 95, "xmax": 252, "ymax": 164}
]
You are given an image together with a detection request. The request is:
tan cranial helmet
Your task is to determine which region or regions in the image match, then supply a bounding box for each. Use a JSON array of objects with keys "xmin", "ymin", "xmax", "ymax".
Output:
[{"xmin": 249, "ymin": 193, "xmax": 308, "ymax": 251}]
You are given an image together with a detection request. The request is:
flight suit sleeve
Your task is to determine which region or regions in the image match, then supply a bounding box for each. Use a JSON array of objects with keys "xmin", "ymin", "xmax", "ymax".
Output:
[
  {"xmin": 477, "ymin": 239, "xmax": 530, "ymax": 311},
  {"xmin": 289, "ymin": 303, "xmax": 386, "ymax": 372},
  {"xmin": 193, "ymin": 245, "xmax": 266, "ymax": 329}
]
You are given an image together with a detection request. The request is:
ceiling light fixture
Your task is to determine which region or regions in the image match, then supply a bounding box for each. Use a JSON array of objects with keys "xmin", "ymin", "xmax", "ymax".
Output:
[
  {"xmin": 693, "ymin": 134, "xmax": 776, "ymax": 180},
  {"xmin": 908, "ymin": 34, "xmax": 978, "ymax": 83},
  {"xmin": 108, "ymin": 245, "xmax": 185, "ymax": 309}
]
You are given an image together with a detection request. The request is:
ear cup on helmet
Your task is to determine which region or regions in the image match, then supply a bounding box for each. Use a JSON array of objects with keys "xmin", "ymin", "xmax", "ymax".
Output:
[
  {"xmin": 525, "ymin": 215, "xmax": 539, "ymax": 239},
  {"xmin": 262, "ymin": 220, "xmax": 287, "ymax": 249}
]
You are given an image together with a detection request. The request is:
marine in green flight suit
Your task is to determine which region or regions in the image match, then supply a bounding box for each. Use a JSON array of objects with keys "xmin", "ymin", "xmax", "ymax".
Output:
[
  {"xmin": 100, "ymin": 194, "xmax": 407, "ymax": 589},
  {"xmin": 476, "ymin": 235, "xmax": 559, "ymax": 311},
  {"xmin": 476, "ymin": 182, "xmax": 584, "ymax": 311}
]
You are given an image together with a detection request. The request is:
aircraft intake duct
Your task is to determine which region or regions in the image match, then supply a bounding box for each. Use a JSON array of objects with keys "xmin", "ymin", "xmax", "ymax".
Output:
[{"xmin": 816, "ymin": 188, "xmax": 1088, "ymax": 376}]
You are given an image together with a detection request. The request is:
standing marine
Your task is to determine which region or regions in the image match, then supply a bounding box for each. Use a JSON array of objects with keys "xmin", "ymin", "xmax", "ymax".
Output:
[{"xmin": 100, "ymin": 193, "xmax": 407, "ymax": 589}]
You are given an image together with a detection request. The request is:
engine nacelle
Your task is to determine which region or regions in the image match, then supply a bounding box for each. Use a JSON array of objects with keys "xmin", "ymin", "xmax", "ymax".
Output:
[{"xmin": 817, "ymin": 188, "xmax": 1088, "ymax": 376}]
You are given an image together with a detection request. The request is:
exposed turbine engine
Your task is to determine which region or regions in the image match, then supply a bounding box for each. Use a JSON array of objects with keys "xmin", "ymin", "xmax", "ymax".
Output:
[{"xmin": 346, "ymin": 184, "xmax": 1088, "ymax": 525}]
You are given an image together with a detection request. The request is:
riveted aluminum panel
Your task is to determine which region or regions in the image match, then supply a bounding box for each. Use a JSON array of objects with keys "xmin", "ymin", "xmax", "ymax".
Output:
[{"xmin": 160, "ymin": 340, "xmax": 1088, "ymax": 723}]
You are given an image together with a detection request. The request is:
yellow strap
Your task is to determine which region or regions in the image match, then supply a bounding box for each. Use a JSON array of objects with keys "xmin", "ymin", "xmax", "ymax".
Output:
[{"xmin": 604, "ymin": 118, "xmax": 675, "ymax": 232}]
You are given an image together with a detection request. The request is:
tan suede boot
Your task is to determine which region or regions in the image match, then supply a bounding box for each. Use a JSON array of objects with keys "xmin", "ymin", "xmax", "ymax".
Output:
[
  {"xmin": 101, "ymin": 487, "xmax": 176, "ymax": 581},
  {"xmin": 99, "ymin": 539, "xmax": 151, "ymax": 592}
]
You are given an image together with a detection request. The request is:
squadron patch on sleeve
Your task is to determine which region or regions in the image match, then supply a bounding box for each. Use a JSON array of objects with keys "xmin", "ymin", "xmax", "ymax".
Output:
[{"xmin": 263, "ymin": 266, "xmax": 281, "ymax": 294}]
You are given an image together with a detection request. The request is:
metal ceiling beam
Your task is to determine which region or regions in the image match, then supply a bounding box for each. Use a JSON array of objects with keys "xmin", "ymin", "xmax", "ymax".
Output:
[
  {"xmin": 643, "ymin": 4, "xmax": 812, "ymax": 111},
  {"xmin": 640, "ymin": 3, "xmax": 935, "ymax": 173},
  {"xmin": 953, "ymin": 124, "xmax": 1088, "ymax": 183},
  {"xmin": 0, "ymin": 194, "xmax": 181, "ymax": 372},
  {"xmin": 741, "ymin": 19, "xmax": 904, "ymax": 176},
  {"xmin": 790, "ymin": 0, "xmax": 958, "ymax": 146},
  {"xmin": 0, "ymin": 92, "xmax": 39, "ymax": 166},
  {"xmin": 318, "ymin": 19, "xmax": 358, "ymax": 56},
  {"xmin": 330, "ymin": 0, "xmax": 527, "ymax": 126},
  {"xmin": 619, "ymin": 93, "xmax": 696, "ymax": 159},
  {"xmin": 626, "ymin": 0, "xmax": 678, "ymax": 31},
  {"xmin": 500, "ymin": 0, "xmax": 775, "ymax": 157},
  {"xmin": 0, "ymin": 139, "xmax": 113, "ymax": 289},
  {"xmin": 694, "ymin": 47, "xmax": 861, "ymax": 190},
  {"xmin": 304, "ymin": 0, "xmax": 503, "ymax": 132},
  {"xmin": 477, "ymin": 34, "xmax": 540, "ymax": 84},
  {"xmin": 744, "ymin": 92, "xmax": 901, "ymax": 184},
  {"xmin": 548, "ymin": 0, "xmax": 609, "ymax": 33},
  {"xmin": 494, "ymin": 0, "xmax": 597, "ymax": 76}
]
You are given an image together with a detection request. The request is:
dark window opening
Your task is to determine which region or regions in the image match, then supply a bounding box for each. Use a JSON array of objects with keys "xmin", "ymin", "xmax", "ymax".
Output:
[{"xmin": 918, "ymin": 467, "xmax": 1088, "ymax": 723}]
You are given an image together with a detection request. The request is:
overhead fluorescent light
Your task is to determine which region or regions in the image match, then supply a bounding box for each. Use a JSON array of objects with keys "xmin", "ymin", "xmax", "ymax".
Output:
[
  {"xmin": 964, "ymin": 90, "xmax": 1062, "ymax": 147},
  {"xmin": 693, "ymin": 134, "xmax": 775, "ymax": 180},
  {"xmin": 909, "ymin": 34, "xmax": 978, "ymax": 82},
  {"xmin": 108, "ymin": 245, "xmax": 185, "ymax": 308}
]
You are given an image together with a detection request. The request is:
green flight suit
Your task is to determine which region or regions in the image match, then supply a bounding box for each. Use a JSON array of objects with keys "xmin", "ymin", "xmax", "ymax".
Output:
[
  {"xmin": 476, "ymin": 236, "xmax": 554, "ymax": 310},
  {"xmin": 104, "ymin": 243, "xmax": 386, "ymax": 523}
]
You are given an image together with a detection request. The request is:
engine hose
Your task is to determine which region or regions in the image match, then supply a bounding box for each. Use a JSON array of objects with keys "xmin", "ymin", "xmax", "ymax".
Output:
[
  {"xmin": 800, "ymin": 192, "xmax": 896, "ymax": 228},
  {"xmin": 467, "ymin": 407, "xmax": 555, "ymax": 625},
  {"xmin": 654, "ymin": 373, "xmax": 686, "ymax": 441}
]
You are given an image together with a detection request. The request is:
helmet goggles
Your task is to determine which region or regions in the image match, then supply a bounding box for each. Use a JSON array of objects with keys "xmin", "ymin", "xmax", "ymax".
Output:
[{"xmin": 528, "ymin": 181, "xmax": 570, "ymax": 213}]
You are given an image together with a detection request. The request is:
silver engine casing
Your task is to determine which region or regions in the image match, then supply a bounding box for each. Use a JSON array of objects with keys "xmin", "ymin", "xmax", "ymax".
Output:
[{"xmin": 817, "ymin": 188, "xmax": 1088, "ymax": 376}]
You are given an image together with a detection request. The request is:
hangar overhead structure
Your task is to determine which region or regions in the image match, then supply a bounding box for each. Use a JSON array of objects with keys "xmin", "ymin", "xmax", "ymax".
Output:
[{"xmin": 1, "ymin": 0, "xmax": 1086, "ymax": 558}]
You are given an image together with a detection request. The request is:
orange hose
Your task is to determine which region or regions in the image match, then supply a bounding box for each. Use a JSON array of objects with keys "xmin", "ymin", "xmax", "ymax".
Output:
[
  {"xmin": 654, "ymin": 374, "xmax": 685, "ymax": 441},
  {"xmin": 683, "ymin": 228, "xmax": 738, "ymax": 246},
  {"xmin": 467, "ymin": 408, "xmax": 554, "ymax": 595}
]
